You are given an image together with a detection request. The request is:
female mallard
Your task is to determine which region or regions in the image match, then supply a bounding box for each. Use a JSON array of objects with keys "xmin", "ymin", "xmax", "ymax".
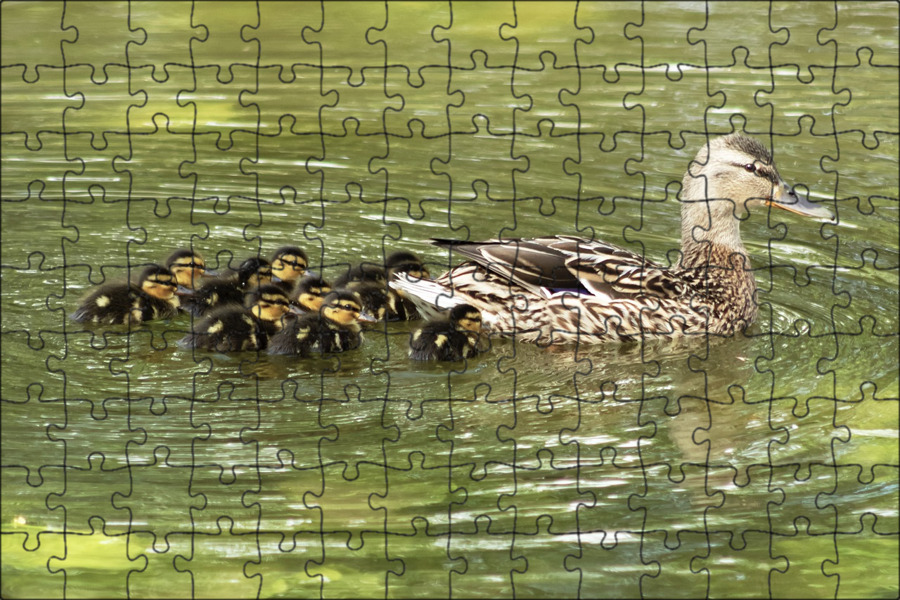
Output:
[{"xmin": 391, "ymin": 134, "xmax": 835, "ymax": 345}]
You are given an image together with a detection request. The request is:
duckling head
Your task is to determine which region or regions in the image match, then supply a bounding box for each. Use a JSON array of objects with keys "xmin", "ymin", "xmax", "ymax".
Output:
[
  {"xmin": 238, "ymin": 257, "xmax": 274, "ymax": 289},
  {"xmin": 385, "ymin": 250, "xmax": 430, "ymax": 280},
  {"xmin": 321, "ymin": 290, "xmax": 371, "ymax": 326},
  {"xmin": 246, "ymin": 285, "xmax": 292, "ymax": 322},
  {"xmin": 449, "ymin": 303, "xmax": 483, "ymax": 333},
  {"xmin": 271, "ymin": 246, "xmax": 309, "ymax": 282},
  {"xmin": 165, "ymin": 249, "xmax": 209, "ymax": 290},
  {"xmin": 139, "ymin": 265, "xmax": 179, "ymax": 300},
  {"xmin": 294, "ymin": 275, "xmax": 332, "ymax": 312},
  {"xmin": 680, "ymin": 134, "xmax": 834, "ymax": 255}
]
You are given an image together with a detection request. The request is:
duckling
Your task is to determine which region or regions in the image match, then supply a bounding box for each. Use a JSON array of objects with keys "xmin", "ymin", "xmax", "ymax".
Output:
[
  {"xmin": 291, "ymin": 275, "xmax": 332, "ymax": 313},
  {"xmin": 267, "ymin": 290, "xmax": 371, "ymax": 356},
  {"xmin": 334, "ymin": 253, "xmax": 428, "ymax": 321},
  {"xmin": 333, "ymin": 262, "xmax": 386, "ymax": 289},
  {"xmin": 353, "ymin": 281, "xmax": 406, "ymax": 322},
  {"xmin": 270, "ymin": 246, "xmax": 309, "ymax": 291},
  {"xmin": 180, "ymin": 256, "xmax": 274, "ymax": 317},
  {"xmin": 179, "ymin": 284, "xmax": 293, "ymax": 352},
  {"xmin": 384, "ymin": 250, "xmax": 430, "ymax": 320},
  {"xmin": 71, "ymin": 265, "xmax": 180, "ymax": 325},
  {"xmin": 235, "ymin": 257, "xmax": 274, "ymax": 289},
  {"xmin": 409, "ymin": 304, "xmax": 485, "ymax": 361},
  {"xmin": 385, "ymin": 251, "xmax": 430, "ymax": 280},
  {"xmin": 164, "ymin": 249, "xmax": 212, "ymax": 291}
]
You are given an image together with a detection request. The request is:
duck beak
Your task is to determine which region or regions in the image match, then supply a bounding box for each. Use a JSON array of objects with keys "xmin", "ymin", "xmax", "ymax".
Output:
[{"xmin": 767, "ymin": 181, "xmax": 835, "ymax": 222}]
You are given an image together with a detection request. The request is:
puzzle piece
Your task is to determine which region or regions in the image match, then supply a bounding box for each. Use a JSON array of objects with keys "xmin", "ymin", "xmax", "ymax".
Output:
[{"xmin": 2, "ymin": 2, "xmax": 897, "ymax": 598}]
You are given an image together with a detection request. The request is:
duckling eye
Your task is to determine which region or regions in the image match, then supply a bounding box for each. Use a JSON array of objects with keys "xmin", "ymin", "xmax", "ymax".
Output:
[{"xmin": 743, "ymin": 164, "xmax": 757, "ymax": 174}]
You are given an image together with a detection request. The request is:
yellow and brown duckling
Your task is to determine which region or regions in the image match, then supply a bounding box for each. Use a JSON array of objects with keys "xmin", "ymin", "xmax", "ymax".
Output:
[
  {"xmin": 409, "ymin": 303, "xmax": 485, "ymax": 361},
  {"xmin": 267, "ymin": 290, "xmax": 373, "ymax": 357},
  {"xmin": 291, "ymin": 275, "xmax": 332, "ymax": 313},
  {"xmin": 164, "ymin": 249, "xmax": 213, "ymax": 291},
  {"xmin": 179, "ymin": 284, "xmax": 294, "ymax": 352},
  {"xmin": 334, "ymin": 251, "xmax": 430, "ymax": 322},
  {"xmin": 181, "ymin": 256, "xmax": 274, "ymax": 317},
  {"xmin": 235, "ymin": 257, "xmax": 274, "ymax": 289},
  {"xmin": 385, "ymin": 250, "xmax": 430, "ymax": 320},
  {"xmin": 71, "ymin": 265, "xmax": 180, "ymax": 325},
  {"xmin": 352, "ymin": 281, "xmax": 406, "ymax": 322},
  {"xmin": 271, "ymin": 246, "xmax": 309, "ymax": 291},
  {"xmin": 385, "ymin": 251, "xmax": 430, "ymax": 280}
]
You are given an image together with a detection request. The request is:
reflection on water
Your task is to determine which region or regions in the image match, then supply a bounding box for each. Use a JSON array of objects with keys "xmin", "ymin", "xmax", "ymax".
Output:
[{"xmin": 2, "ymin": 1, "xmax": 898, "ymax": 597}]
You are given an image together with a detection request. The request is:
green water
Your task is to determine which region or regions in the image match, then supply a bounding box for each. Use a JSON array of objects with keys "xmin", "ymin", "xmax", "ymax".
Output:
[{"xmin": 2, "ymin": 1, "xmax": 898, "ymax": 598}]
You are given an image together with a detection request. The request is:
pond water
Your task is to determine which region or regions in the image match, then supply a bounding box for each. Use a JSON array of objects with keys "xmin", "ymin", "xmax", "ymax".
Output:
[{"xmin": 2, "ymin": 1, "xmax": 898, "ymax": 598}]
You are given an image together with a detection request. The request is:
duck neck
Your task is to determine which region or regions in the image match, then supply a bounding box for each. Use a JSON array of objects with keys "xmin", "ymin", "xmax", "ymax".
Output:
[
  {"xmin": 679, "ymin": 175, "xmax": 751, "ymax": 269},
  {"xmin": 680, "ymin": 217, "xmax": 750, "ymax": 269}
]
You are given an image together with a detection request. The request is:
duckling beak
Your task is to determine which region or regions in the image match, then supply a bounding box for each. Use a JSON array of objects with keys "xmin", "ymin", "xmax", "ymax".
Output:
[
  {"xmin": 201, "ymin": 269, "xmax": 218, "ymax": 277},
  {"xmin": 288, "ymin": 304, "xmax": 304, "ymax": 315},
  {"xmin": 768, "ymin": 181, "xmax": 835, "ymax": 222},
  {"xmin": 357, "ymin": 311, "xmax": 378, "ymax": 323},
  {"xmin": 175, "ymin": 285, "xmax": 194, "ymax": 296}
]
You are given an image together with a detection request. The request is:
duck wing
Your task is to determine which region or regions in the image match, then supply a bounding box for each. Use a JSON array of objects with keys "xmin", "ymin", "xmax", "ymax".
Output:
[
  {"xmin": 563, "ymin": 239, "xmax": 688, "ymax": 300},
  {"xmin": 432, "ymin": 236, "xmax": 689, "ymax": 301},
  {"xmin": 430, "ymin": 236, "xmax": 585, "ymax": 295}
]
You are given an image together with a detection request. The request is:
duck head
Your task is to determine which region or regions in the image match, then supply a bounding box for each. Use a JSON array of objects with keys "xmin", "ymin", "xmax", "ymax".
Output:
[{"xmin": 680, "ymin": 134, "xmax": 835, "ymax": 255}]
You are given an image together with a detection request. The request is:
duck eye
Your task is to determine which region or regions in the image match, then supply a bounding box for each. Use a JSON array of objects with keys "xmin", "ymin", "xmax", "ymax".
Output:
[{"xmin": 743, "ymin": 163, "xmax": 757, "ymax": 174}]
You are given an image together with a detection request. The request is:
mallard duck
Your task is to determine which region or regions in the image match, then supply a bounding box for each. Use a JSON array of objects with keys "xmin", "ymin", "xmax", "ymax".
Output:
[
  {"xmin": 164, "ymin": 249, "xmax": 214, "ymax": 291},
  {"xmin": 271, "ymin": 246, "xmax": 309, "ymax": 290},
  {"xmin": 180, "ymin": 256, "xmax": 274, "ymax": 316},
  {"xmin": 409, "ymin": 303, "xmax": 485, "ymax": 361},
  {"xmin": 71, "ymin": 265, "xmax": 180, "ymax": 324},
  {"xmin": 392, "ymin": 134, "xmax": 835, "ymax": 345},
  {"xmin": 267, "ymin": 290, "xmax": 372, "ymax": 356},
  {"xmin": 291, "ymin": 275, "xmax": 332, "ymax": 313},
  {"xmin": 179, "ymin": 284, "xmax": 293, "ymax": 352}
]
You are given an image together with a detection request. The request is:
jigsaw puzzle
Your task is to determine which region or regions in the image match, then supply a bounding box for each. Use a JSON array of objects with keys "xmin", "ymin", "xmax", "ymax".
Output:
[{"xmin": 2, "ymin": 1, "xmax": 898, "ymax": 597}]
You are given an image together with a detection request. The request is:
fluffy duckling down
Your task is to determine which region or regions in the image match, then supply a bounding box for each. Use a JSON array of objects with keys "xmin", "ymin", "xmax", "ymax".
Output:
[
  {"xmin": 409, "ymin": 304, "xmax": 485, "ymax": 361},
  {"xmin": 179, "ymin": 284, "xmax": 293, "ymax": 352},
  {"xmin": 267, "ymin": 290, "xmax": 373, "ymax": 357},
  {"xmin": 71, "ymin": 265, "xmax": 180, "ymax": 325}
]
